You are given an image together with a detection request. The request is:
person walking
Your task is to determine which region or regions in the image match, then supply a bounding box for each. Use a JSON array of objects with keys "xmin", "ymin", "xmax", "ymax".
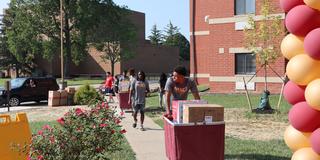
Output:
[
  {"xmin": 104, "ymin": 72, "xmax": 115, "ymax": 103},
  {"xmin": 159, "ymin": 73, "xmax": 167, "ymax": 110},
  {"xmin": 128, "ymin": 71, "xmax": 150, "ymax": 131}
]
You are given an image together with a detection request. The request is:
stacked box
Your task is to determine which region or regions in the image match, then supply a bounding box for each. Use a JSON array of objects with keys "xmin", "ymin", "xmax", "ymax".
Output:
[
  {"xmin": 59, "ymin": 90, "xmax": 68, "ymax": 106},
  {"xmin": 172, "ymin": 100, "xmax": 208, "ymax": 123},
  {"xmin": 119, "ymin": 80, "xmax": 130, "ymax": 93},
  {"xmin": 183, "ymin": 104, "xmax": 224, "ymax": 123},
  {"xmin": 48, "ymin": 91, "xmax": 60, "ymax": 106}
]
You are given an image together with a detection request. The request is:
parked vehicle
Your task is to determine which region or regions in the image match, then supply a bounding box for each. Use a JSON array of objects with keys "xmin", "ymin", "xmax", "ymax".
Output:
[{"xmin": 0, "ymin": 77, "xmax": 59, "ymax": 106}]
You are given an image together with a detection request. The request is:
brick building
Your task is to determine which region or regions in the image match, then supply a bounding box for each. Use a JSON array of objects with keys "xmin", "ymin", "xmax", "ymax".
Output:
[
  {"xmin": 189, "ymin": 0, "xmax": 285, "ymax": 93},
  {"xmin": 36, "ymin": 10, "xmax": 180, "ymax": 77}
]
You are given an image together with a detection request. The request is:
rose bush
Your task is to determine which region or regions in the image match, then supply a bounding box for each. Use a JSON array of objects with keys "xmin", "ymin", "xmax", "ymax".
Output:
[{"xmin": 27, "ymin": 100, "xmax": 126, "ymax": 160}]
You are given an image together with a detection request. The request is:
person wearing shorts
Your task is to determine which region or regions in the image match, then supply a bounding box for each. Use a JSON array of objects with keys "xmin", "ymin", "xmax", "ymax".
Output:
[{"xmin": 128, "ymin": 71, "xmax": 150, "ymax": 131}]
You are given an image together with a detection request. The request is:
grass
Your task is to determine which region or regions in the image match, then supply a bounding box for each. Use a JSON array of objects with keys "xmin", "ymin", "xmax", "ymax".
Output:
[
  {"xmin": 225, "ymin": 137, "xmax": 291, "ymax": 160},
  {"xmin": 144, "ymin": 87, "xmax": 292, "ymax": 160},
  {"xmin": 29, "ymin": 121, "xmax": 136, "ymax": 160},
  {"xmin": 0, "ymin": 78, "xmax": 11, "ymax": 86},
  {"xmin": 0, "ymin": 78, "xmax": 104, "ymax": 86},
  {"xmin": 58, "ymin": 77, "xmax": 104, "ymax": 86}
]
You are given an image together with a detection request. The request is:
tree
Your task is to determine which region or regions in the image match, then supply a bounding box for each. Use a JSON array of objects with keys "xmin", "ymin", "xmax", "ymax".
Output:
[
  {"xmin": 1, "ymin": 5, "xmax": 36, "ymax": 77},
  {"xmin": 5, "ymin": 0, "xmax": 122, "ymax": 77},
  {"xmin": 89, "ymin": 8, "xmax": 137, "ymax": 76},
  {"xmin": 162, "ymin": 22, "xmax": 190, "ymax": 61},
  {"xmin": 244, "ymin": 0, "xmax": 285, "ymax": 89},
  {"xmin": 243, "ymin": 0, "xmax": 285, "ymax": 110},
  {"xmin": 148, "ymin": 24, "xmax": 162, "ymax": 45},
  {"xmin": 163, "ymin": 21, "xmax": 180, "ymax": 46}
]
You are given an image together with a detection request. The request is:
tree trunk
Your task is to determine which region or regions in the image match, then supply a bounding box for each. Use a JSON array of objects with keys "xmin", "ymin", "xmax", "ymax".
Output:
[
  {"xmin": 264, "ymin": 64, "xmax": 267, "ymax": 91},
  {"xmin": 64, "ymin": 0, "xmax": 71, "ymax": 78},
  {"xmin": 111, "ymin": 61, "xmax": 115, "ymax": 76}
]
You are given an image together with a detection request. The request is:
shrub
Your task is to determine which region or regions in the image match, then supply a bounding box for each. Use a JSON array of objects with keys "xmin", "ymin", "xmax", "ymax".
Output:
[
  {"xmin": 74, "ymin": 84, "xmax": 102, "ymax": 105},
  {"xmin": 26, "ymin": 101, "xmax": 126, "ymax": 160}
]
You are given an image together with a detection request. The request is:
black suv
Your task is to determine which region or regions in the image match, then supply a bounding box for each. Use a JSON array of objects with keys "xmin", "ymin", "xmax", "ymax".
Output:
[{"xmin": 0, "ymin": 77, "xmax": 59, "ymax": 106}]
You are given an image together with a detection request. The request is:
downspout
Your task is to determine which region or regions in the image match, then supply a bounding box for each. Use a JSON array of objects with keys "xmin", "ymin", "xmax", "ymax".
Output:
[{"xmin": 191, "ymin": 0, "xmax": 198, "ymax": 84}]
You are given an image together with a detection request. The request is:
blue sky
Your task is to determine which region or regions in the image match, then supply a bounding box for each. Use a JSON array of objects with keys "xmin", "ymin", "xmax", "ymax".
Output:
[{"xmin": 0, "ymin": 0, "xmax": 190, "ymax": 40}]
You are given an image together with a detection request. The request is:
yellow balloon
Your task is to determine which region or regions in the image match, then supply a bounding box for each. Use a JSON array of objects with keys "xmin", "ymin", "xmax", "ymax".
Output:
[
  {"xmin": 286, "ymin": 54, "xmax": 320, "ymax": 85},
  {"xmin": 292, "ymin": 148, "xmax": 320, "ymax": 160},
  {"xmin": 304, "ymin": 0, "xmax": 320, "ymax": 11},
  {"xmin": 306, "ymin": 79, "xmax": 320, "ymax": 110},
  {"xmin": 281, "ymin": 34, "xmax": 304, "ymax": 60},
  {"xmin": 284, "ymin": 125, "xmax": 311, "ymax": 152}
]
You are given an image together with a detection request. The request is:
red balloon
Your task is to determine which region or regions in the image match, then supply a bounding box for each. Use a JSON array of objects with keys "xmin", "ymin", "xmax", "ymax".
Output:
[
  {"xmin": 280, "ymin": 0, "xmax": 305, "ymax": 12},
  {"xmin": 285, "ymin": 5, "xmax": 320, "ymax": 36},
  {"xmin": 289, "ymin": 102, "xmax": 320, "ymax": 132},
  {"xmin": 283, "ymin": 81, "xmax": 306, "ymax": 105},
  {"xmin": 311, "ymin": 128, "xmax": 320, "ymax": 154},
  {"xmin": 304, "ymin": 28, "xmax": 320, "ymax": 60}
]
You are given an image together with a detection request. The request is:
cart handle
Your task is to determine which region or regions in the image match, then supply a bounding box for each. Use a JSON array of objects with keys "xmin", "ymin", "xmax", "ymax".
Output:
[{"xmin": 0, "ymin": 115, "xmax": 11, "ymax": 123}]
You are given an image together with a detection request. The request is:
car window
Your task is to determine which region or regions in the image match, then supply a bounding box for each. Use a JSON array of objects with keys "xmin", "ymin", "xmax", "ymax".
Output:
[{"xmin": 11, "ymin": 78, "xmax": 27, "ymax": 88}]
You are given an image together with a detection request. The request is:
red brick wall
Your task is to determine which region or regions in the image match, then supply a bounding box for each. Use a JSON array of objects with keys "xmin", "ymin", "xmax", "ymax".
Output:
[{"xmin": 190, "ymin": 0, "xmax": 286, "ymax": 93}]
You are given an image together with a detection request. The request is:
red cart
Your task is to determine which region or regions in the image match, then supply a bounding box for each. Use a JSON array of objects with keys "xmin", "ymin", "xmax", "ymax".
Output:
[
  {"xmin": 164, "ymin": 117, "xmax": 225, "ymax": 160},
  {"xmin": 117, "ymin": 92, "xmax": 132, "ymax": 111}
]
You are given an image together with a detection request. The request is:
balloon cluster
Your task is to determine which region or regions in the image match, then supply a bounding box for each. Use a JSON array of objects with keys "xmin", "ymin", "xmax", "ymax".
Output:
[{"xmin": 281, "ymin": 0, "xmax": 320, "ymax": 159}]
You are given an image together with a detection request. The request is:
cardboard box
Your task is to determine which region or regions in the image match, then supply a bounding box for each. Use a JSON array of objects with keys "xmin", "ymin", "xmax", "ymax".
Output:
[
  {"xmin": 48, "ymin": 91, "xmax": 60, "ymax": 106},
  {"xmin": 183, "ymin": 104, "xmax": 224, "ymax": 123},
  {"xmin": 65, "ymin": 87, "xmax": 76, "ymax": 94},
  {"xmin": 172, "ymin": 100, "xmax": 208, "ymax": 123},
  {"xmin": 119, "ymin": 80, "xmax": 130, "ymax": 93},
  {"xmin": 59, "ymin": 90, "xmax": 68, "ymax": 106}
]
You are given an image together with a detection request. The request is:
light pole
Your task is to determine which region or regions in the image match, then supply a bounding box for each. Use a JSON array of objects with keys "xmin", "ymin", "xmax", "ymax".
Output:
[{"xmin": 60, "ymin": 0, "xmax": 65, "ymax": 90}]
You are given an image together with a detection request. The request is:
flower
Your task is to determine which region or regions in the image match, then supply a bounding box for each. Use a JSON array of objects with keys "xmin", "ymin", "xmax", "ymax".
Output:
[
  {"xmin": 37, "ymin": 155, "xmax": 44, "ymax": 160},
  {"xmin": 120, "ymin": 129, "xmax": 126, "ymax": 134},
  {"xmin": 37, "ymin": 130, "xmax": 43, "ymax": 136},
  {"xmin": 99, "ymin": 124, "xmax": 108, "ymax": 128},
  {"xmin": 75, "ymin": 108, "xmax": 84, "ymax": 116},
  {"xmin": 57, "ymin": 117, "xmax": 65, "ymax": 125},
  {"xmin": 42, "ymin": 125, "xmax": 52, "ymax": 130},
  {"xmin": 120, "ymin": 111, "xmax": 124, "ymax": 116},
  {"xmin": 27, "ymin": 100, "xmax": 126, "ymax": 159}
]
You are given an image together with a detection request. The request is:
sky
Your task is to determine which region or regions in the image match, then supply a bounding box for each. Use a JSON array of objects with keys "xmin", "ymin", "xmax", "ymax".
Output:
[{"xmin": 0, "ymin": 0, "xmax": 190, "ymax": 40}]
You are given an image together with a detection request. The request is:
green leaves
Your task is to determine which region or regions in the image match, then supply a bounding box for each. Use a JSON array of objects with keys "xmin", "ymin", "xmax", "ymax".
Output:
[{"xmin": 243, "ymin": 0, "xmax": 285, "ymax": 65}]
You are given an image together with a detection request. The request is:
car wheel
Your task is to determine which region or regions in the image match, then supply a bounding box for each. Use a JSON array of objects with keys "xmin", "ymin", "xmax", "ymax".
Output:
[{"xmin": 8, "ymin": 97, "xmax": 20, "ymax": 106}]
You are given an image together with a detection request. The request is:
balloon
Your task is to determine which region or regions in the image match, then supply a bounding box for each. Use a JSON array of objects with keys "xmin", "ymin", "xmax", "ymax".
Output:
[
  {"xmin": 292, "ymin": 148, "xmax": 320, "ymax": 160},
  {"xmin": 285, "ymin": 5, "xmax": 320, "ymax": 36},
  {"xmin": 304, "ymin": 0, "xmax": 320, "ymax": 11},
  {"xmin": 284, "ymin": 125, "xmax": 311, "ymax": 151},
  {"xmin": 304, "ymin": 28, "xmax": 320, "ymax": 60},
  {"xmin": 283, "ymin": 81, "xmax": 306, "ymax": 105},
  {"xmin": 286, "ymin": 54, "xmax": 320, "ymax": 85},
  {"xmin": 288, "ymin": 101, "xmax": 320, "ymax": 132},
  {"xmin": 280, "ymin": 0, "xmax": 305, "ymax": 12},
  {"xmin": 305, "ymin": 79, "xmax": 320, "ymax": 110},
  {"xmin": 311, "ymin": 128, "xmax": 320, "ymax": 154},
  {"xmin": 281, "ymin": 34, "xmax": 304, "ymax": 60}
]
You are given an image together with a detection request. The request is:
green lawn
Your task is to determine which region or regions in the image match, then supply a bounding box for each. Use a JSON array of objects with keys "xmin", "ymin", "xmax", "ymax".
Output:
[
  {"xmin": 58, "ymin": 77, "xmax": 104, "ymax": 86},
  {"xmin": 0, "ymin": 78, "xmax": 104, "ymax": 86},
  {"xmin": 145, "ymin": 89, "xmax": 291, "ymax": 160},
  {"xmin": 29, "ymin": 121, "xmax": 136, "ymax": 160},
  {"xmin": 0, "ymin": 78, "xmax": 10, "ymax": 86}
]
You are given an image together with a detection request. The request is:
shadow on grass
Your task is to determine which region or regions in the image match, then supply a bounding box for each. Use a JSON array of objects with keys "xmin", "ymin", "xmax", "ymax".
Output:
[
  {"xmin": 144, "ymin": 106, "xmax": 165, "ymax": 113},
  {"xmin": 225, "ymin": 154, "xmax": 289, "ymax": 160}
]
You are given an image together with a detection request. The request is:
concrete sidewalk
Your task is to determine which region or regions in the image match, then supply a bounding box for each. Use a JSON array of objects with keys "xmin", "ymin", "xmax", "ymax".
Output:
[{"xmin": 110, "ymin": 99, "xmax": 166, "ymax": 160}]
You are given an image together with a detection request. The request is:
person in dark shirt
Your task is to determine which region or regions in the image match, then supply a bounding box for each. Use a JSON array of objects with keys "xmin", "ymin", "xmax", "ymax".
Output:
[{"xmin": 159, "ymin": 73, "xmax": 167, "ymax": 109}]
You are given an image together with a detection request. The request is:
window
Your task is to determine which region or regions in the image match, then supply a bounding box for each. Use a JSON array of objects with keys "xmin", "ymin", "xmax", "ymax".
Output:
[
  {"xmin": 235, "ymin": 0, "xmax": 255, "ymax": 15},
  {"xmin": 235, "ymin": 53, "xmax": 256, "ymax": 74}
]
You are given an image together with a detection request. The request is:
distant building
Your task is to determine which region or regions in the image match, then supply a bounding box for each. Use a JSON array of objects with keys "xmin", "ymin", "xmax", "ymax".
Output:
[
  {"xmin": 36, "ymin": 10, "xmax": 180, "ymax": 77},
  {"xmin": 189, "ymin": 0, "xmax": 285, "ymax": 93}
]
